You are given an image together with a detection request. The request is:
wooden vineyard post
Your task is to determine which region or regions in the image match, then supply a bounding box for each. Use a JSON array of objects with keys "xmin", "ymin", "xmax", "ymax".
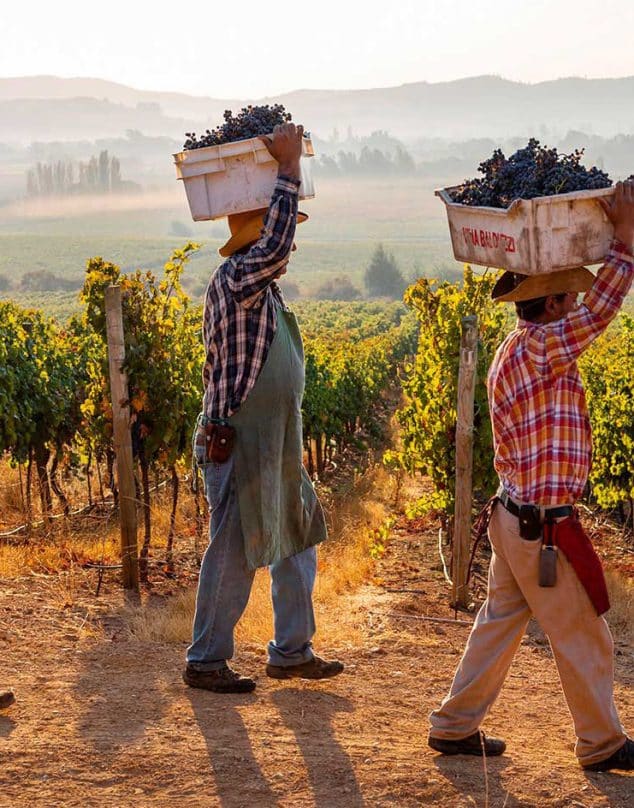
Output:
[
  {"xmin": 105, "ymin": 285, "xmax": 140, "ymax": 592},
  {"xmin": 452, "ymin": 315, "xmax": 478, "ymax": 608}
]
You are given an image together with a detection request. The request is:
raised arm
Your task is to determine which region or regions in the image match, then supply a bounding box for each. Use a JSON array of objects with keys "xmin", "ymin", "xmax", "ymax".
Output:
[
  {"xmin": 225, "ymin": 123, "xmax": 304, "ymax": 307},
  {"xmin": 534, "ymin": 182, "xmax": 634, "ymax": 375}
]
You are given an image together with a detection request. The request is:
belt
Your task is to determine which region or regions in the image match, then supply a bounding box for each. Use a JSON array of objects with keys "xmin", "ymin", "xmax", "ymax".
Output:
[{"xmin": 498, "ymin": 489, "xmax": 573, "ymax": 521}]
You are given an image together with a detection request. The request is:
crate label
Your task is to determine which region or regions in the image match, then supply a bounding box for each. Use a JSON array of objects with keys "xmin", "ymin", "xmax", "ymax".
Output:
[{"xmin": 462, "ymin": 227, "xmax": 516, "ymax": 253}]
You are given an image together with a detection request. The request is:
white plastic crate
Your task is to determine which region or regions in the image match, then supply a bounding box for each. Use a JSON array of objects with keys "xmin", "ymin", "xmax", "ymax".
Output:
[
  {"xmin": 435, "ymin": 186, "xmax": 615, "ymax": 274},
  {"xmin": 174, "ymin": 135, "xmax": 315, "ymax": 221}
]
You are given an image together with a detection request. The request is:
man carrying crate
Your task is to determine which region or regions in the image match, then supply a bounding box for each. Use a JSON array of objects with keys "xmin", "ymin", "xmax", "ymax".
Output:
[
  {"xmin": 428, "ymin": 181, "xmax": 634, "ymax": 771},
  {"xmin": 183, "ymin": 123, "xmax": 343, "ymax": 693}
]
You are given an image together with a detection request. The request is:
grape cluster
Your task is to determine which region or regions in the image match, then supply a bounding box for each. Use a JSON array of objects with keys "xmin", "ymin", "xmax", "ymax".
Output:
[
  {"xmin": 451, "ymin": 138, "xmax": 612, "ymax": 208},
  {"xmin": 183, "ymin": 104, "xmax": 295, "ymax": 150}
]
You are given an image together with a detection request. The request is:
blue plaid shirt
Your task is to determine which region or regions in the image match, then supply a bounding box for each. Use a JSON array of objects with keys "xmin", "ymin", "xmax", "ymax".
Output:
[{"xmin": 202, "ymin": 176, "xmax": 300, "ymax": 419}]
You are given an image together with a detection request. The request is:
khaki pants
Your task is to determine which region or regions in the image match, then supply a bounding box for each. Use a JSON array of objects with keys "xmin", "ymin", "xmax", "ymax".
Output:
[{"xmin": 429, "ymin": 503, "xmax": 626, "ymax": 765}]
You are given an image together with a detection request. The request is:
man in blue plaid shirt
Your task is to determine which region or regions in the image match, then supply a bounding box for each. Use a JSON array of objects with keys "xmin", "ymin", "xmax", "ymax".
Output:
[{"xmin": 184, "ymin": 124, "xmax": 344, "ymax": 693}]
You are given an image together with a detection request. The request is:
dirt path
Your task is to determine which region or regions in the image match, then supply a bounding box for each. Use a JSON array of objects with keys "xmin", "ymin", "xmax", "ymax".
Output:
[{"xmin": 1, "ymin": 514, "xmax": 633, "ymax": 807}]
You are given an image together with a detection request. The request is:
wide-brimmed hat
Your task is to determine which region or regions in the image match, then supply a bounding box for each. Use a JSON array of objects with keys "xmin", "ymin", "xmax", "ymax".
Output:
[
  {"xmin": 491, "ymin": 266, "xmax": 595, "ymax": 302},
  {"xmin": 219, "ymin": 209, "xmax": 309, "ymax": 257}
]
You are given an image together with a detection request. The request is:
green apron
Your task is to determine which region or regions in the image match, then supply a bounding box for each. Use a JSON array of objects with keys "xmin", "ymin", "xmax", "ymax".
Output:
[{"xmin": 229, "ymin": 305, "xmax": 327, "ymax": 569}]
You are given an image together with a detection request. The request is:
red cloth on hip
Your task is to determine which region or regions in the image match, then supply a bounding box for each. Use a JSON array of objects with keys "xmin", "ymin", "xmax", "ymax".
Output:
[{"xmin": 552, "ymin": 515, "xmax": 610, "ymax": 616}]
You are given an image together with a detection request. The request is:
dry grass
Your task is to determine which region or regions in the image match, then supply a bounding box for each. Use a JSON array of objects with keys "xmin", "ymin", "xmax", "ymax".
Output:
[
  {"xmin": 605, "ymin": 569, "xmax": 634, "ymax": 642},
  {"xmin": 127, "ymin": 462, "xmax": 399, "ymax": 647},
  {"xmin": 0, "ymin": 457, "xmax": 197, "ymax": 579},
  {"xmin": 1, "ymin": 468, "xmax": 24, "ymax": 514},
  {"xmin": 0, "ymin": 525, "xmax": 118, "ymax": 578}
]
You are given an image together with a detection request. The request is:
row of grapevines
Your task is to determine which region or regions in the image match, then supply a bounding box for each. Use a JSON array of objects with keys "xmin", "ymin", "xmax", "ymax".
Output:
[
  {"xmin": 387, "ymin": 267, "xmax": 510, "ymax": 524},
  {"xmin": 302, "ymin": 316, "xmax": 416, "ymax": 476},
  {"xmin": 294, "ymin": 300, "xmax": 412, "ymax": 341},
  {"xmin": 0, "ymin": 251, "xmax": 414, "ymax": 566},
  {"xmin": 0, "ymin": 302, "xmax": 87, "ymax": 519},
  {"xmin": 78, "ymin": 244, "xmax": 204, "ymax": 576},
  {"xmin": 579, "ymin": 313, "xmax": 634, "ymax": 522},
  {"xmin": 297, "ymin": 300, "xmax": 417, "ymax": 475}
]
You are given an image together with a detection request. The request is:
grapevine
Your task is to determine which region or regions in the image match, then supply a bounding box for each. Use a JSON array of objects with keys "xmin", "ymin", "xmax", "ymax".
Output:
[
  {"xmin": 80, "ymin": 244, "xmax": 204, "ymax": 577},
  {"xmin": 388, "ymin": 267, "xmax": 508, "ymax": 523},
  {"xmin": 579, "ymin": 314, "xmax": 634, "ymax": 523},
  {"xmin": 0, "ymin": 288, "xmax": 415, "ymax": 555}
]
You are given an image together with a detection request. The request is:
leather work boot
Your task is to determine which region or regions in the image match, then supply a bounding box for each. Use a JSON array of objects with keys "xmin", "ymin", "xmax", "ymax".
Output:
[
  {"xmin": 266, "ymin": 655, "xmax": 344, "ymax": 680},
  {"xmin": 182, "ymin": 665, "xmax": 256, "ymax": 694},
  {"xmin": 583, "ymin": 738, "xmax": 634, "ymax": 772},
  {"xmin": 0, "ymin": 690, "xmax": 16, "ymax": 710},
  {"xmin": 428, "ymin": 730, "xmax": 506, "ymax": 757}
]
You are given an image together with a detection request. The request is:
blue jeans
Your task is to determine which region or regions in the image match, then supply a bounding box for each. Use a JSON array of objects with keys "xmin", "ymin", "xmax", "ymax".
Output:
[{"xmin": 186, "ymin": 451, "xmax": 317, "ymax": 671}]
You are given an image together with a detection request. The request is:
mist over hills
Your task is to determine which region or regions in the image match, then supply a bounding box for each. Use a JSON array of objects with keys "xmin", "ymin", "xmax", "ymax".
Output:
[{"xmin": 2, "ymin": 74, "xmax": 634, "ymax": 143}]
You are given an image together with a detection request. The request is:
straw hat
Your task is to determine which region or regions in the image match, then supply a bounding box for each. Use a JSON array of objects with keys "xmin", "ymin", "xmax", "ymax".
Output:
[
  {"xmin": 491, "ymin": 267, "xmax": 595, "ymax": 302},
  {"xmin": 219, "ymin": 209, "xmax": 309, "ymax": 258}
]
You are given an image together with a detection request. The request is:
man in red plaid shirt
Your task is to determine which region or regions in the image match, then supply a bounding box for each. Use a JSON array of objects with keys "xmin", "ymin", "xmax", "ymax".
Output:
[{"xmin": 429, "ymin": 181, "xmax": 634, "ymax": 771}]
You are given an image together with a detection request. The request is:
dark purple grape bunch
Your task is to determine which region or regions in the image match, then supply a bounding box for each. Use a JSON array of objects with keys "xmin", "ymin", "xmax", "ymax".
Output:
[
  {"xmin": 183, "ymin": 104, "xmax": 296, "ymax": 150},
  {"xmin": 451, "ymin": 138, "xmax": 612, "ymax": 208}
]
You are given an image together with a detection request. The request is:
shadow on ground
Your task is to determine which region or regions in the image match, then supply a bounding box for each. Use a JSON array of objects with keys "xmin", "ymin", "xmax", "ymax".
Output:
[
  {"xmin": 184, "ymin": 686, "xmax": 364, "ymax": 808},
  {"xmin": 583, "ymin": 769, "xmax": 634, "ymax": 808},
  {"xmin": 0, "ymin": 714, "xmax": 16, "ymax": 739},
  {"xmin": 434, "ymin": 754, "xmax": 527, "ymax": 807},
  {"xmin": 186, "ymin": 689, "xmax": 279, "ymax": 807},
  {"xmin": 272, "ymin": 688, "xmax": 364, "ymax": 807}
]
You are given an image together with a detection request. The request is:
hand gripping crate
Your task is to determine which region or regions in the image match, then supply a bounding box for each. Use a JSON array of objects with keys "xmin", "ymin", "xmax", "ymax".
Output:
[
  {"xmin": 435, "ymin": 186, "xmax": 615, "ymax": 274},
  {"xmin": 174, "ymin": 135, "xmax": 315, "ymax": 221}
]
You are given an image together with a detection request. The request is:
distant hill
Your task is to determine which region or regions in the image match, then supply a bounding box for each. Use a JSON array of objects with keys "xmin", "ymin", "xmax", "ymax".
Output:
[{"xmin": 1, "ymin": 74, "xmax": 634, "ymax": 143}]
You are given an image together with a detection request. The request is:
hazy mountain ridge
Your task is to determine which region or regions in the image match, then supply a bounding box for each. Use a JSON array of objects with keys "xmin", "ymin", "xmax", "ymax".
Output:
[{"xmin": 1, "ymin": 75, "xmax": 634, "ymax": 143}]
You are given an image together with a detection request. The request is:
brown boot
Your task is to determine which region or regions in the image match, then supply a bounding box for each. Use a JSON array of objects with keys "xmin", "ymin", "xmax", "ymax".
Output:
[
  {"xmin": 266, "ymin": 655, "xmax": 344, "ymax": 680},
  {"xmin": 182, "ymin": 665, "xmax": 256, "ymax": 693},
  {"xmin": 583, "ymin": 738, "xmax": 634, "ymax": 772},
  {"xmin": 0, "ymin": 690, "xmax": 16, "ymax": 710},
  {"xmin": 429, "ymin": 730, "xmax": 506, "ymax": 757}
]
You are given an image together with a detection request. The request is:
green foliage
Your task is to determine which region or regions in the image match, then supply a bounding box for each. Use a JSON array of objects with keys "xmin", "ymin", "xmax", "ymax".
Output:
[
  {"xmin": 0, "ymin": 301, "xmax": 81, "ymax": 463},
  {"xmin": 369, "ymin": 516, "xmax": 397, "ymax": 559},
  {"xmin": 298, "ymin": 301, "xmax": 418, "ymax": 475},
  {"xmin": 387, "ymin": 266, "xmax": 507, "ymax": 518},
  {"xmin": 294, "ymin": 300, "xmax": 413, "ymax": 341},
  {"xmin": 579, "ymin": 314, "xmax": 634, "ymax": 511},
  {"xmin": 80, "ymin": 243, "xmax": 204, "ymax": 467},
  {"xmin": 1, "ymin": 271, "xmax": 414, "ymax": 534}
]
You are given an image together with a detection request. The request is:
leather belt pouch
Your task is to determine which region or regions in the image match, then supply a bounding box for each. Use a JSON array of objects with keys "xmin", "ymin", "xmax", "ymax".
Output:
[
  {"xmin": 205, "ymin": 422, "xmax": 235, "ymax": 463},
  {"xmin": 553, "ymin": 515, "xmax": 610, "ymax": 615},
  {"xmin": 519, "ymin": 504, "xmax": 542, "ymax": 540}
]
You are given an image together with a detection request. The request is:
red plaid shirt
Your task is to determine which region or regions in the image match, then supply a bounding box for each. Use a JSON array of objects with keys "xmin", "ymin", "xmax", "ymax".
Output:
[{"xmin": 488, "ymin": 240, "xmax": 633, "ymax": 506}]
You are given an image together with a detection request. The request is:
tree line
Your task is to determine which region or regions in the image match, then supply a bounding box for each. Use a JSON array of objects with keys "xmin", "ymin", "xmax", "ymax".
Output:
[
  {"xmin": 25, "ymin": 149, "xmax": 136, "ymax": 197},
  {"xmin": 313, "ymin": 145, "xmax": 416, "ymax": 177}
]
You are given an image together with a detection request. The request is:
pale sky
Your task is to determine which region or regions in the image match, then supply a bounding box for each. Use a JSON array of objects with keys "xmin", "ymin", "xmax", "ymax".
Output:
[{"xmin": 2, "ymin": 0, "xmax": 633, "ymax": 98}]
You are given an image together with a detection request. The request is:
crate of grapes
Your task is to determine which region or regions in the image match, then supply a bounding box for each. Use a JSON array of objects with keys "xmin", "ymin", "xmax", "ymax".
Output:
[
  {"xmin": 435, "ymin": 140, "xmax": 619, "ymax": 274},
  {"xmin": 436, "ymin": 186, "xmax": 615, "ymax": 274},
  {"xmin": 173, "ymin": 105, "xmax": 315, "ymax": 221}
]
